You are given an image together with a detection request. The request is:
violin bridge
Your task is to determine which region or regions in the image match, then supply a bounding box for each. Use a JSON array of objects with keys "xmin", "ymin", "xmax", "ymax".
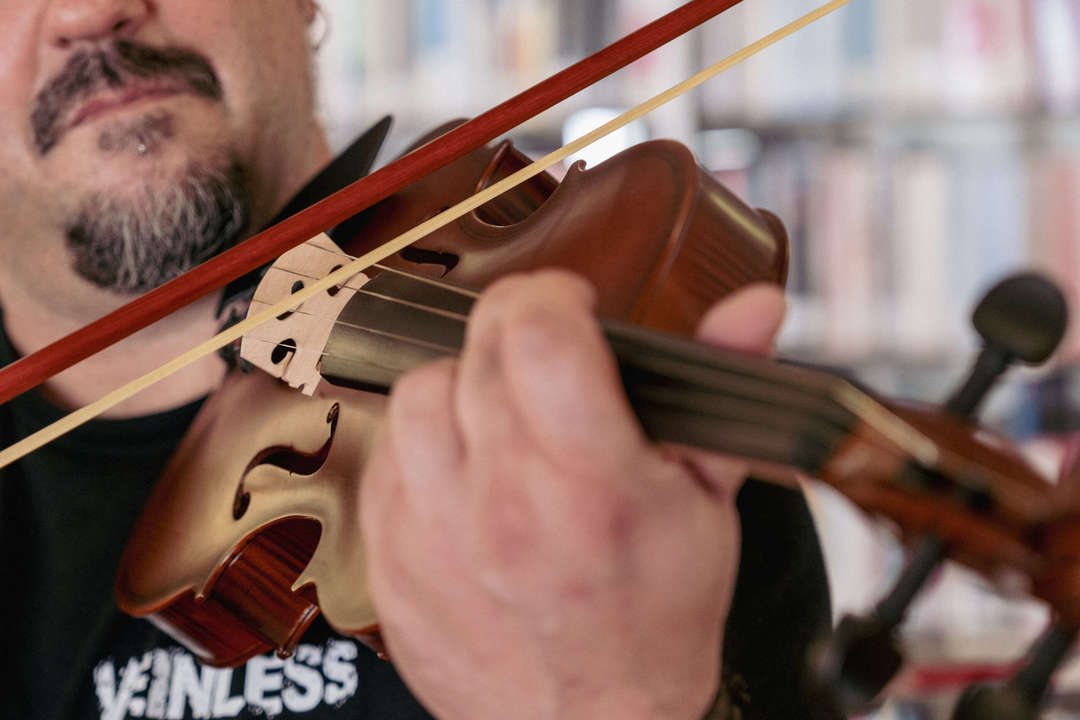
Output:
[{"xmin": 240, "ymin": 232, "xmax": 368, "ymax": 395}]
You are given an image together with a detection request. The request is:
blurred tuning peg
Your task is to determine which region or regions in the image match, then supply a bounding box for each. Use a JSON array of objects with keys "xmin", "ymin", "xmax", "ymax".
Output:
[
  {"xmin": 812, "ymin": 535, "xmax": 946, "ymax": 713},
  {"xmin": 952, "ymin": 624, "xmax": 1077, "ymax": 720},
  {"xmin": 946, "ymin": 272, "xmax": 1067, "ymax": 419},
  {"xmin": 946, "ymin": 275, "xmax": 1071, "ymax": 716}
]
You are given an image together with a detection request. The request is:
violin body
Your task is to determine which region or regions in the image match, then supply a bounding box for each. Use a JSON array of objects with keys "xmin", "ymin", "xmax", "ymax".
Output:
[
  {"xmin": 115, "ymin": 135, "xmax": 791, "ymax": 666},
  {"xmin": 340, "ymin": 132, "xmax": 788, "ymax": 335}
]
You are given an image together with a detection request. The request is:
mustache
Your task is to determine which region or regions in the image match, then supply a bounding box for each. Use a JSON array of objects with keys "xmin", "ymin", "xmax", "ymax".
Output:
[{"xmin": 31, "ymin": 40, "xmax": 222, "ymax": 156}]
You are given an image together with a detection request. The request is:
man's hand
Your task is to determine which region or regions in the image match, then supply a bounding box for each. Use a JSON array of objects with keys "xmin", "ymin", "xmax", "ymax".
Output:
[{"xmin": 360, "ymin": 270, "xmax": 786, "ymax": 720}]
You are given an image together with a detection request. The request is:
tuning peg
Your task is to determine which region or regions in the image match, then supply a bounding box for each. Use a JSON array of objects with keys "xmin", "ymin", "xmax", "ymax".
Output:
[
  {"xmin": 946, "ymin": 273, "xmax": 1067, "ymax": 419},
  {"xmin": 812, "ymin": 535, "xmax": 947, "ymax": 713},
  {"xmin": 952, "ymin": 623, "xmax": 1077, "ymax": 720}
]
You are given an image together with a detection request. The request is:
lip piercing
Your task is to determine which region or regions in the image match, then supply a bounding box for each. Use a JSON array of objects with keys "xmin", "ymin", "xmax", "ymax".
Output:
[{"xmin": 136, "ymin": 143, "xmax": 148, "ymax": 155}]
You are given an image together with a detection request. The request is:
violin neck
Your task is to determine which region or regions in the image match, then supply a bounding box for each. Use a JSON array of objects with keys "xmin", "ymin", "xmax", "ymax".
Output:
[
  {"xmin": 606, "ymin": 320, "xmax": 856, "ymax": 474},
  {"xmin": 318, "ymin": 269, "xmax": 856, "ymax": 476}
]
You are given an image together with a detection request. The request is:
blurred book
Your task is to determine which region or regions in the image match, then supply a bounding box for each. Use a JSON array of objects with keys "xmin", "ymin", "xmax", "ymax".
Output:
[
  {"xmin": 808, "ymin": 148, "xmax": 880, "ymax": 359},
  {"xmin": 940, "ymin": 0, "xmax": 1034, "ymax": 114},
  {"xmin": 1029, "ymin": 0, "xmax": 1080, "ymax": 113},
  {"xmin": 889, "ymin": 152, "xmax": 952, "ymax": 358},
  {"xmin": 1030, "ymin": 150, "xmax": 1080, "ymax": 362}
]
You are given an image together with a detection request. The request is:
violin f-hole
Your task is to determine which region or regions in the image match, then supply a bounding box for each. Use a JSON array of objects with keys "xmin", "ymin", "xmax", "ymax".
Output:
[
  {"xmin": 233, "ymin": 403, "xmax": 341, "ymax": 520},
  {"xmin": 398, "ymin": 246, "xmax": 460, "ymax": 276}
]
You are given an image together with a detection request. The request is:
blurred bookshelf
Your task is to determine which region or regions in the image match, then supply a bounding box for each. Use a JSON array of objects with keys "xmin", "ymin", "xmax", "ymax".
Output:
[{"xmin": 314, "ymin": 1, "xmax": 1080, "ymax": 716}]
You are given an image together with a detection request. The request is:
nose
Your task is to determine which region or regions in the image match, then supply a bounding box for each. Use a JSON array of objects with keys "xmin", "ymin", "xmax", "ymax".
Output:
[{"xmin": 45, "ymin": 0, "xmax": 151, "ymax": 49}]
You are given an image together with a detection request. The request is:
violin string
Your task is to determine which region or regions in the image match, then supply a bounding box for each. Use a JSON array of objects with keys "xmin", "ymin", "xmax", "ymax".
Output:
[
  {"xmin": 173, "ymin": 216, "xmax": 868, "ymax": 465},
  {"xmin": 264, "ymin": 268, "xmax": 475, "ymax": 323},
  {"xmin": 353, "ymin": 286, "xmax": 470, "ymax": 323},
  {"xmin": 237, "ymin": 332, "xmax": 859, "ymax": 468},
  {"xmin": 158, "ymin": 253, "xmax": 1044, "ymax": 514},
  {"xmin": 247, "ymin": 272, "xmax": 866, "ymax": 461},
  {"xmin": 243, "ymin": 326, "xmax": 458, "ymax": 361},
  {"xmin": 196, "ymin": 240, "xmax": 865, "ymax": 463},
  {"xmin": 241, "ymin": 264, "xmax": 928, "ymax": 474},
  {"xmin": 253, "ymin": 261, "xmax": 474, "ymax": 330},
  {"xmin": 371, "ymin": 263, "xmax": 481, "ymax": 299},
  {"xmin": 0, "ymin": 0, "xmax": 853, "ymax": 470},
  {"xmin": 264, "ymin": 262, "xmax": 949, "ymax": 474}
]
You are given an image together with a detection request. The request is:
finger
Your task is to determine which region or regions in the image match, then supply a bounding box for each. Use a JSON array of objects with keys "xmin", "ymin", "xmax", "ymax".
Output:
[
  {"xmin": 384, "ymin": 356, "xmax": 464, "ymax": 509},
  {"xmin": 359, "ymin": 424, "xmax": 403, "ymax": 577},
  {"xmin": 695, "ymin": 283, "xmax": 786, "ymax": 355},
  {"xmin": 454, "ymin": 273, "xmax": 566, "ymax": 463},
  {"xmin": 361, "ymin": 361, "xmax": 468, "ymax": 618},
  {"xmin": 360, "ymin": 444, "xmax": 456, "ymax": 656},
  {"xmin": 473, "ymin": 270, "xmax": 646, "ymax": 473}
]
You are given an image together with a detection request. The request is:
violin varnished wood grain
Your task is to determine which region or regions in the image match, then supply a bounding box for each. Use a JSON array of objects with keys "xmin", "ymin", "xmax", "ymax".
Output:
[{"xmin": 144, "ymin": 519, "xmax": 322, "ymax": 666}]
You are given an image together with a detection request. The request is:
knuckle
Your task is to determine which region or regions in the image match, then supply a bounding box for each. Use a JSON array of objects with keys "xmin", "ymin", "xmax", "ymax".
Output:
[
  {"xmin": 577, "ymin": 486, "xmax": 643, "ymax": 556},
  {"xmin": 500, "ymin": 295, "xmax": 598, "ymax": 368},
  {"xmin": 505, "ymin": 302, "xmax": 575, "ymax": 356},
  {"xmin": 388, "ymin": 358, "xmax": 455, "ymax": 429},
  {"xmin": 529, "ymin": 267, "xmax": 596, "ymax": 302},
  {"xmin": 475, "ymin": 272, "xmax": 531, "ymax": 316}
]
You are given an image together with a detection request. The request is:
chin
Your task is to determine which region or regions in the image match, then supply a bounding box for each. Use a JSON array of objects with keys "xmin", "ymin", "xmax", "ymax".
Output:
[
  {"xmin": 61, "ymin": 143, "xmax": 250, "ymax": 295},
  {"xmin": 63, "ymin": 141, "xmax": 234, "ymax": 210},
  {"xmin": 103, "ymin": 144, "xmax": 206, "ymax": 188}
]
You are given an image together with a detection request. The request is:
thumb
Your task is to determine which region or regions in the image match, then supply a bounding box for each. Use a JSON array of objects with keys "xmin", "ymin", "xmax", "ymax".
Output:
[
  {"xmin": 677, "ymin": 284, "xmax": 786, "ymax": 498},
  {"xmin": 695, "ymin": 283, "xmax": 786, "ymax": 356}
]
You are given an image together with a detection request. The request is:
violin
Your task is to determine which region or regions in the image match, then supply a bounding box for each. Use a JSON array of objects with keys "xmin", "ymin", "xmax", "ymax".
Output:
[{"xmin": 1, "ymin": 0, "xmax": 1074, "ymax": 714}]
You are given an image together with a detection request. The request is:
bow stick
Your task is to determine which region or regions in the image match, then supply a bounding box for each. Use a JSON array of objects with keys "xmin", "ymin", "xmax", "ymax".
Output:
[{"xmin": 0, "ymin": 0, "xmax": 852, "ymax": 468}]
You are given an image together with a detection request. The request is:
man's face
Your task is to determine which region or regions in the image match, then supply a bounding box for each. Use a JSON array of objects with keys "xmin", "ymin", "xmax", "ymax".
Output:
[{"xmin": 0, "ymin": 0, "xmax": 322, "ymax": 294}]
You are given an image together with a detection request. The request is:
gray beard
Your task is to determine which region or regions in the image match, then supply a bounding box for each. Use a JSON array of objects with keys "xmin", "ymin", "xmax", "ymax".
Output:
[{"xmin": 64, "ymin": 159, "xmax": 250, "ymax": 295}]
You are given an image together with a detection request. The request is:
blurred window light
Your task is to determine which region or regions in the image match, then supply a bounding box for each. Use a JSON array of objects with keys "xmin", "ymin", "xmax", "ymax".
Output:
[
  {"xmin": 562, "ymin": 107, "xmax": 649, "ymax": 168},
  {"xmin": 698, "ymin": 128, "xmax": 762, "ymax": 172}
]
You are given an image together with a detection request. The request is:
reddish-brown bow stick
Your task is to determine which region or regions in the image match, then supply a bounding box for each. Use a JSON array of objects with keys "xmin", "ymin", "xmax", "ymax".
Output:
[{"xmin": 0, "ymin": 0, "xmax": 745, "ymax": 406}]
